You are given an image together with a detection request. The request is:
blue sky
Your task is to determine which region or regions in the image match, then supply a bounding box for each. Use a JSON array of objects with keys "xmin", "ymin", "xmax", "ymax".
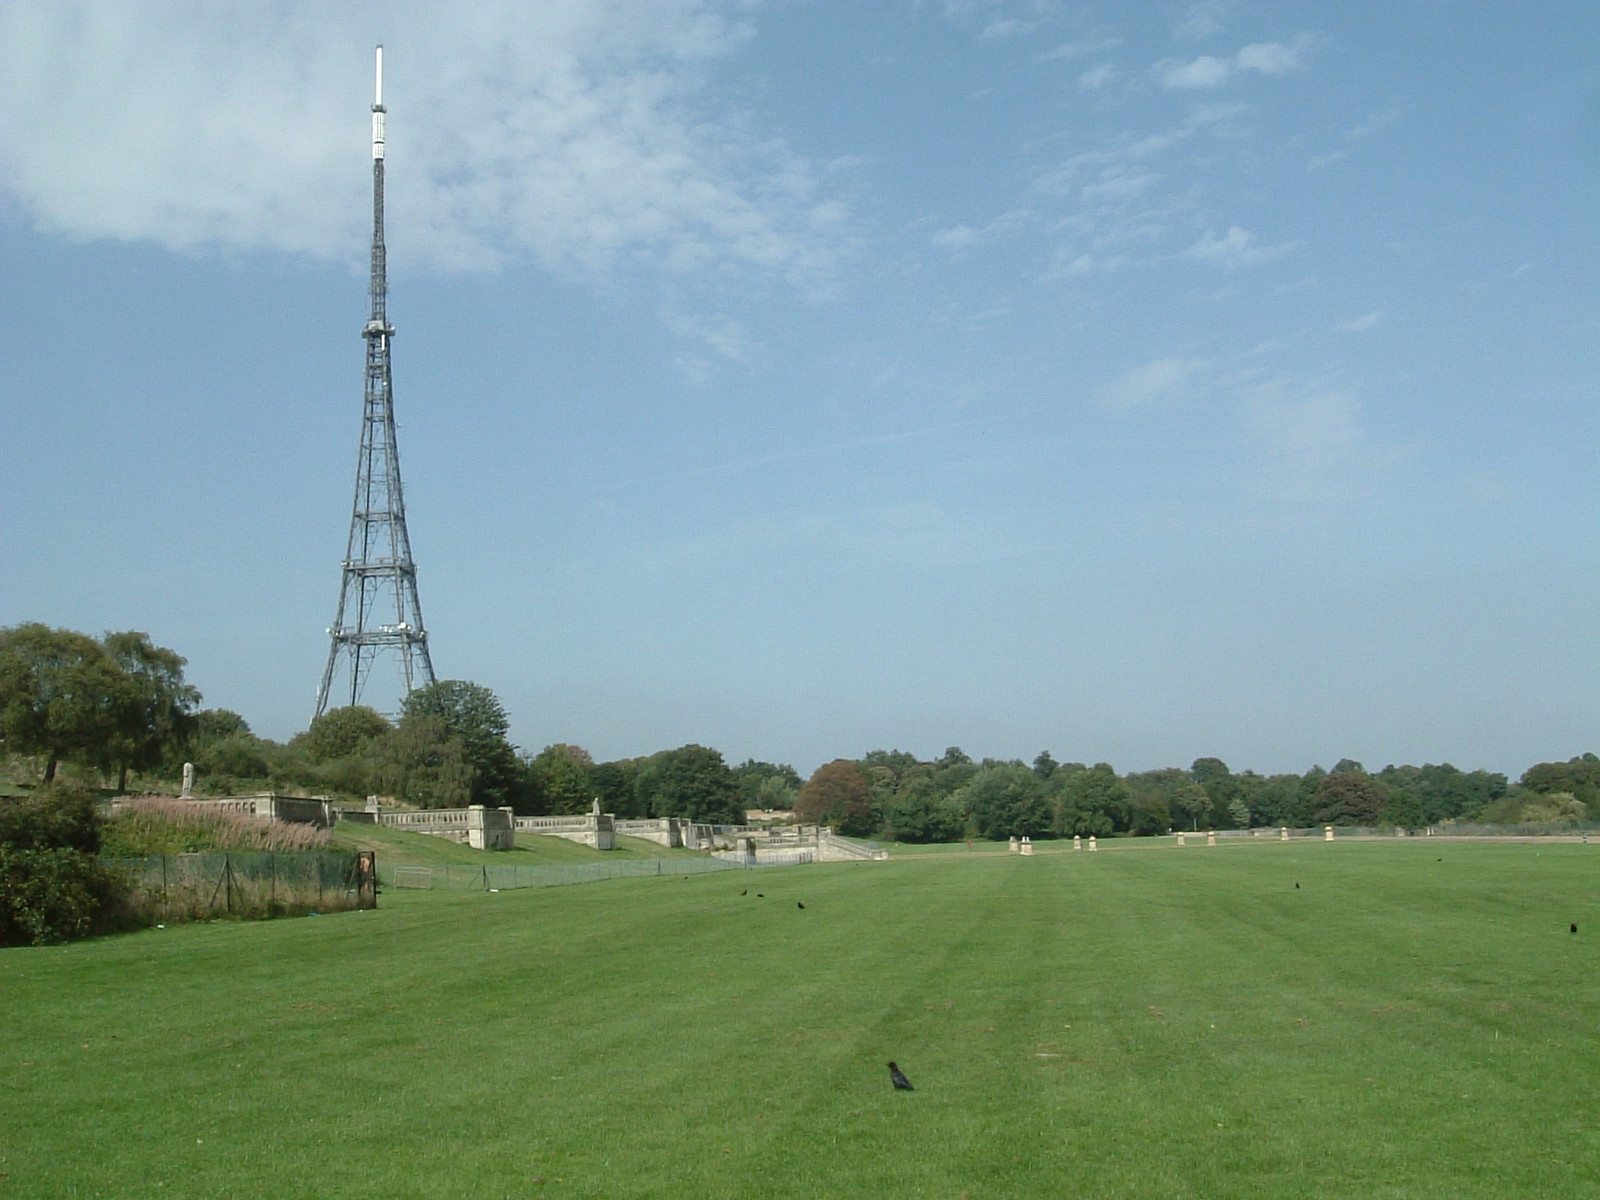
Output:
[{"xmin": 1, "ymin": 0, "xmax": 1595, "ymax": 779}]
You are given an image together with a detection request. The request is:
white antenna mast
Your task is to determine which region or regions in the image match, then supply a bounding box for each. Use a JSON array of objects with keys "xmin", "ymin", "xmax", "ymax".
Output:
[{"xmin": 371, "ymin": 45, "xmax": 385, "ymax": 160}]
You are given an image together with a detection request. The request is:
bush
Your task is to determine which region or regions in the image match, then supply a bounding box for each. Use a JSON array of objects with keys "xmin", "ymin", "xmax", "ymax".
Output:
[
  {"xmin": 0, "ymin": 783, "xmax": 135, "ymax": 945},
  {"xmin": 0, "ymin": 845, "xmax": 130, "ymax": 945}
]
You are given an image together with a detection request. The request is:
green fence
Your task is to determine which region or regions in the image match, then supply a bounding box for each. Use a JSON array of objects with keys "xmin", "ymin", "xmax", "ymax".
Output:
[
  {"xmin": 381, "ymin": 854, "xmax": 751, "ymax": 891},
  {"xmin": 106, "ymin": 850, "xmax": 376, "ymax": 920}
]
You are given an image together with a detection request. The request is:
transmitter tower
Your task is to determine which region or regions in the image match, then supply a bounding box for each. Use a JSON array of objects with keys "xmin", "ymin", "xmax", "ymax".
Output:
[{"xmin": 314, "ymin": 46, "xmax": 435, "ymax": 720}]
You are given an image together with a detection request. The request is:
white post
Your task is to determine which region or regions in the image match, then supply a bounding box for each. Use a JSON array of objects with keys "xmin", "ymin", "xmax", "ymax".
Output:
[
  {"xmin": 1073, "ymin": 834, "xmax": 1082, "ymax": 852},
  {"xmin": 1324, "ymin": 825, "xmax": 1334, "ymax": 842},
  {"xmin": 1207, "ymin": 830, "xmax": 1217, "ymax": 847},
  {"xmin": 1088, "ymin": 835, "xmax": 1098, "ymax": 852},
  {"xmin": 1177, "ymin": 831, "xmax": 1186, "ymax": 847},
  {"xmin": 1280, "ymin": 826, "xmax": 1288, "ymax": 841}
]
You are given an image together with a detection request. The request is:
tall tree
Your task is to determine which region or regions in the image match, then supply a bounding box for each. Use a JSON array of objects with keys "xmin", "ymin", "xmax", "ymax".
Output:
[
  {"xmin": 100, "ymin": 631, "xmax": 201, "ymax": 792},
  {"xmin": 634, "ymin": 745, "xmax": 743, "ymax": 824},
  {"xmin": 796, "ymin": 760, "xmax": 876, "ymax": 836},
  {"xmin": 526, "ymin": 744, "xmax": 596, "ymax": 815},
  {"xmin": 400, "ymin": 681, "xmax": 522, "ymax": 808},
  {"xmin": 0, "ymin": 624, "xmax": 123, "ymax": 782}
]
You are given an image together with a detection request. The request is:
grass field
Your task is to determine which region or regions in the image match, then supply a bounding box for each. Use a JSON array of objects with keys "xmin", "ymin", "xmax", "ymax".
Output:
[{"xmin": 3, "ymin": 838, "xmax": 1598, "ymax": 1198}]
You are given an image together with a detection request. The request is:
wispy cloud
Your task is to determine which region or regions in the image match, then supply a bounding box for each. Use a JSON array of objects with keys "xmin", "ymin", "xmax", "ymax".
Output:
[
  {"xmin": 1334, "ymin": 311, "xmax": 1382, "ymax": 333},
  {"xmin": 1155, "ymin": 36, "xmax": 1312, "ymax": 89},
  {"xmin": 1098, "ymin": 356, "xmax": 1207, "ymax": 410},
  {"xmin": 0, "ymin": 1, "xmax": 855, "ymax": 294},
  {"xmin": 1174, "ymin": 2, "xmax": 1233, "ymax": 42},
  {"xmin": 1185, "ymin": 226, "xmax": 1294, "ymax": 269}
]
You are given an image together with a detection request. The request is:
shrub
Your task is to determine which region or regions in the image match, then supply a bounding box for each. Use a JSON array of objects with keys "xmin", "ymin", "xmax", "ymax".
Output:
[
  {"xmin": 0, "ymin": 785, "xmax": 131, "ymax": 945},
  {"xmin": 0, "ymin": 845, "xmax": 128, "ymax": 945}
]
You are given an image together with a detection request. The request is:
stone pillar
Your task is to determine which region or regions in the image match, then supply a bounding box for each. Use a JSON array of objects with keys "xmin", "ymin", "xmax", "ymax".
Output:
[
  {"xmin": 181, "ymin": 762, "xmax": 195, "ymax": 799},
  {"xmin": 1324, "ymin": 825, "xmax": 1334, "ymax": 842},
  {"xmin": 1280, "ymin": 827, "xmax": 1288, "ymax": 841},
  {"xmin": 1206, "ymin": 830, "xmax": 1217, "ymax": 847},
  {"xmin": 1177, "ymin": 831, "xmax": 1186, "ymax": 847},
  {"xmin": 1009, "ymin": 836, "xmax": 1020, "ymax": 854},
  {"xmin": 1073, "ymin": 835, "xmax": 1082, "ymax": 852},
  {"xmin": 1088, "ymin": 836, "xmax": 1098, "ymax": 852},
  {"xmin": 1020, "ymin": 838, "xmax": 1034, "ymax": 856}
]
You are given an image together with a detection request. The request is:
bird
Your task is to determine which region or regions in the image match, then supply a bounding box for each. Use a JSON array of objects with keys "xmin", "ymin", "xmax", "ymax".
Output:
[
  {"xmin": 797, "ymin": 901, "xmax": 806, "ymax": 910},
  {"xmin": 756, "ymin": 892, "xmax": 764, "ymax": 898},
  {"xmin": 888, "ymin": 1062, "xmax": 914, "ymax": 1091},
  {"xmin": 1294, "ymin": 882, "xmax": 1300, "ymax": 889},
  {"xmin": 1572, "ymin": 923, "xmax": 1578, "ymax": 934},
  {"xmin": 739, "ymin": 889, "xmax": 747, "ymax": 897}
]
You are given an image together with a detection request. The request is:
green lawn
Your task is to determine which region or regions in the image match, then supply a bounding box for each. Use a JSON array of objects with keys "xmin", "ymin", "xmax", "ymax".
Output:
[{"xmin": 3, "ymin": 840, "xmax": 1598, "ymax": 1198}]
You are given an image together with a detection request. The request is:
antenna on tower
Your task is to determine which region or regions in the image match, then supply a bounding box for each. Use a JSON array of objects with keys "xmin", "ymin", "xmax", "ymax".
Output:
[{"xmin": 314, "ymin": 46, "xmax": 436, "ymax": 722}]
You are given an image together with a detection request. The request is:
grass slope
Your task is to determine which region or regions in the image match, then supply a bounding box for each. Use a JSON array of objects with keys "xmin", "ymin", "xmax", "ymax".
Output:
[
  {"xmin": 329, "ymin": 821, "xmax": 705, "ymax": 866},
  {"xmin": 3, "ymin": 841, "xmax": 1599, "ymax": 1198}
]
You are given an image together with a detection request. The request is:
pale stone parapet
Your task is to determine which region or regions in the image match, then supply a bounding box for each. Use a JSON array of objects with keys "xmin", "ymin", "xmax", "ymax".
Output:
[{"xmin": 1324, "ymin": 825, "xmax": 1334, "ymax": 842}]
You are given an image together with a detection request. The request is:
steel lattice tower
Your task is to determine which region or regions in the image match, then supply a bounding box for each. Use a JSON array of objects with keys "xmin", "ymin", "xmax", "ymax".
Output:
[{"xmin": 314, "ymin": 46, "xmax": 435, "ymax": 720}]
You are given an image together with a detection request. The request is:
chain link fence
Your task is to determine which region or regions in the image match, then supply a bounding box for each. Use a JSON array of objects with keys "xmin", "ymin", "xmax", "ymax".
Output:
[
  {"xmin": 106, "ymin": 850, "xmax": 376, "ymax": 920},
  {"xmin": 381, "ymin": 854, "xmax": 755, "ymax": 891}
]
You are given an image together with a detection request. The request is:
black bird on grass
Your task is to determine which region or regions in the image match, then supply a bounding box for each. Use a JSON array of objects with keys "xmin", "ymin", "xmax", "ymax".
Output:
[
  {"xmin": 1572, "ymin": 923, "xmax": 1578, "ymax": 934},
  {"xmin": 1295, "ymin": 882, "xmax": 1300, "ymax": 889},
  {"xmin": 756, "ymin": 892, "xmax": 764, "ymax": 898},
  {"xmin": 888, "ymin": 1062, "xmax": 914, "ymax": 1091},
  {"xmin": 740, "ymin": 889, "xmax": 747, "ymax": 896},
  {"xmin": 797, "ymin": 901, "xmax": 806, "ymax": 910}
]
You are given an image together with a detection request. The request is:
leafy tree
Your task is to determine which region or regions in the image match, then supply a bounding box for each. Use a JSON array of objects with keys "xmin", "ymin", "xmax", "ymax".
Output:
[
  {"xmin": 961, "ymin": 763, "xmax": 1051, "ymax": 839},
  {"xmin": 376, "ymin": 714, "xmax": 474, "ymax": 809},
  {"xmin": 1052, "ymin": 763, "xmax": 1128, "ymax": 837},
  {"xmin": 294, "ymin": 706, "xmax": 391, "ymax": 764},
  {"xmin": 796, "ymin": 760, "xmax": 876, "ymax": 836},
  {"xmin": 1521, "ymin": 756, "xmax": 1600, "ymax": 809},
  {"xmin": 1227, "ymin": 797, "xmax": 1250, "ymax": 828},
  {"xmin": 1170, "ymin": 783, "xmax": 1211, "ymax": 831},
  {"xmin": 1312, "ymin": 771, "xmax": 1386, "ymax": 826},
  {"xmin": 592, "ymin": 759, "xmax": 644, "ymax": 818},
  {"xmin": 733, "ymin": 760, "xmax": 802, "ymax": 814},
  {"xmin": 526, "ymin": 744, "xmax": 595, "ymax": 815},
  {"xmin": 1033, "ymin": 751, "xmax": 1058, "ymax": 779},
  {"xmin": 101, "ymin": 631, "xmax": 201, "ymax": 792},
  {"xmin": 880, "ymin": 767, "xmax": 966, "ymax": 842},
  {"xmin": 0, "ymin": 624, "xmax": 123, "ymax": 781},
  {"xmin": 634, "ymin": 745, "xmax": 743, "ymax": 824},
  {"xmin": 401, "ymin": 681, "xmax": 522, "ymax": 808},
  {"xmin": 1380, "ymin": 789, "xmax": 1426, "ymax": 828}
]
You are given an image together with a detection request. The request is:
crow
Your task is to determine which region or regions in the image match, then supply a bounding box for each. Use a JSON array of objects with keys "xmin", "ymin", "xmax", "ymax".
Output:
[
  {"xmin": 740, "ymin": 889, "xmax": 748, "ymax": 896},
  {"xmin": 1572, "ymin": 923, "xmax": 1579, "ymax": 934},
  {"xmin": 888, "ymin": 1062, "xmax": 914, "ymax": 1091},
  {"xmin": 1295, "ymin": 883, "xmax": 1300, "ymax": 889},
  {"xmin": 756, "ymin": 893, "xmax": 765, "ymax": 898},
  {"xmin": 797, "ymin": 901, "xmax": 806, "ymax": 910}
]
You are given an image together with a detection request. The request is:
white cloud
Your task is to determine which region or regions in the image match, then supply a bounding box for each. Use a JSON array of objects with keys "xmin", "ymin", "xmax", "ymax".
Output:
[
  {"xmin": 0, "ymin": 0, "xmax": 853, "ymax": 292},
  {"xmin": 981, "ymin": 19, "xmax": 1034, "ymax": 40},
  {"xmin": 1078, "ymin": 64, "xmax": 1120, "ymax": 91},
  {"xmin": 1174, "ymin": 2, "xmax": 1232, "ymax": 41},
  {"xmin": 1098, "ymin": 356, "xmax": 1205, "ymax": 410},
  {"xmin": 1156, "ymin": 37, "xmax": 1311, "ymax": 89},
  {"xmin": 1185, "ymin": 225, "xmax": 1292, "ymax": 269},
  {"xmin": 1334, "ymin": 311, "xmax": 1382, "ymax": 333},
  {"xmin": 1235, "ymin": 40, "xmax": 1306, "ymax": 75},
  {"xmin": 1158, "ymin": 55, "xmax": 1234, "ymax": 89}
]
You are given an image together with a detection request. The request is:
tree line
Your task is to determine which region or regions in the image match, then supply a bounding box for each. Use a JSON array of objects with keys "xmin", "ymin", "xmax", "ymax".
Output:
[{"xmin": 3, "ymin": 623, "xmax": 1594, "ymax": 839}]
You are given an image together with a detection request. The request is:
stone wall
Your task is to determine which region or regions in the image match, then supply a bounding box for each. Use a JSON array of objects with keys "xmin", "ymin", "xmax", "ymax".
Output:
[{"xmin": 513, "ymin": 813, "xmax": 616, "ymax": 850}]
